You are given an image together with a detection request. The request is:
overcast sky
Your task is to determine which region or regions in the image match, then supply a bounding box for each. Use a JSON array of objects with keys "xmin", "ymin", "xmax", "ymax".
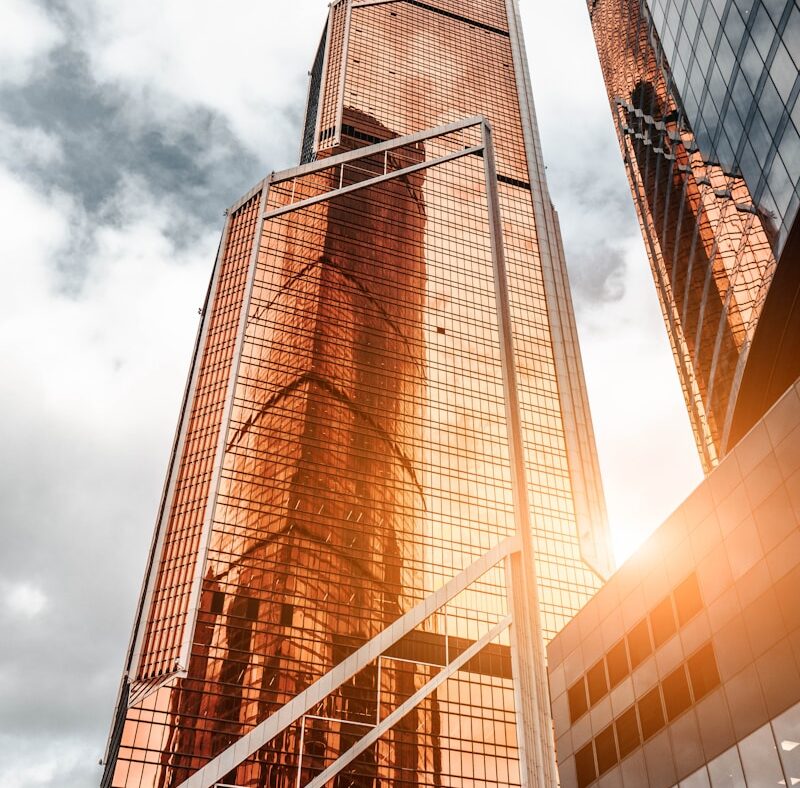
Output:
[{"xmin": 0, "ymin": 1, "xmax": 703, "ymax": 785}]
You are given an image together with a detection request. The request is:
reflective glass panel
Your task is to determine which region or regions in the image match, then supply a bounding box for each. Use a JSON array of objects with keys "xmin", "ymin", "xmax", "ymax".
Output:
[
  {"xmin": 708, "ymin": 745, "xmax": 746, "ymax": 787},
  {"xmin": 774, "ymin": 701, "xmax": 800, "ymax": 784},
  {"xmin": 739, "ymin": 724, "xmax": 785, "ymax": 786},
  {"xmin": 680, "ymin": 766, "xmax": 712, "ymax": 787}
]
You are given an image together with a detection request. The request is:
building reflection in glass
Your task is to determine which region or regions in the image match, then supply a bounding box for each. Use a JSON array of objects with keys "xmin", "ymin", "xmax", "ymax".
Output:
[
  {"xmin": 102, "ymin": 1, "xmax": 614, "ymax": 785},
  {"xmin": 589, "ymin": 0, "xmax": 784, "ymax": 470}
]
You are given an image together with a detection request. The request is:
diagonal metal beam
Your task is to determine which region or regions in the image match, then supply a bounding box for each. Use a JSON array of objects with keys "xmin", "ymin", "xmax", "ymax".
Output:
[
  {"xmin": 269, "ymin": 115, "xmax": 485, "ymax": 185},
  {"xmin": 482, "ymin": 116, "xmax": 558, "ymax": 787},
  {"xmin": 264, "ymin": 144, "xmax": 484, "ymax": 220},
  {"xmin": 303, "ymin": 615, "xmax": 512, "ymax": 788},
  {"xmin": 177, "ymin": 535, "xmax": 520, "ymax": 788}
]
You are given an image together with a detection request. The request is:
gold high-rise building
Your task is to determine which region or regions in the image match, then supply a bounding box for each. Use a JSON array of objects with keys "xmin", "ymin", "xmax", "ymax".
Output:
[{"xmin": 102, "ymin": 2, "xmax": 613, "ymax": 786}]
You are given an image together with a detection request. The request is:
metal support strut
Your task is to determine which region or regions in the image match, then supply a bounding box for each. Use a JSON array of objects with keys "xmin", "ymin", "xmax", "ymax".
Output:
[{"xmin": 176, "ymin": 117, "xmax": 558, "ymax": 788}]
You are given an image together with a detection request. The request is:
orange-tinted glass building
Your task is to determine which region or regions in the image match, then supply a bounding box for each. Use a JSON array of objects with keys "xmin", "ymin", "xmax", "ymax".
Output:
[
  {"xmin": 102, "ymin": 2, "xmax": 614, "ymax": 786},
  {"xmin": 589, "ymin": 0, "xmax": 800, "ymax": 472}
]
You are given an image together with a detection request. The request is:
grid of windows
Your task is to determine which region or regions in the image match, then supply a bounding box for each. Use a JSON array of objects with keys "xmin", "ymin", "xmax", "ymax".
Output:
[
  {"xmin": 671, "ymin": 700, "xmax": 800, "ymax": 787},
  {"xmin": 649, "ymin": 0, "xmax": 800, "ymax": 250},
  {"xmin": 567, "ymin": 572, "xmax": 704, "ymax": 723},
  {"xmin": 590, "ymin": 0, "xmax": 784, "ymax": 470},
  {"xmin": 341, "ymin": 0, "xmax": 607, "ymax": 641},
  {"xmin": 105, "ymin": 0, "xmax": 612, "ymax": 784},
  {"xmin": 574, "ymin": 642, "xmax": 721, "ymax": 787}
]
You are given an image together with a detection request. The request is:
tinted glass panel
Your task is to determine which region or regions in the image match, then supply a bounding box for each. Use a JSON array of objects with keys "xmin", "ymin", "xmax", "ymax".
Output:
[
  {"xmin": 708, "ymin": 746, "xmax": 745, "ymax": 787},
  {"xmin": 774, "ymin": 702, "xmax": 800, "ymax": 784},
  {"xmin": 674, "ymin": 574, "xmax": 703, "ymax": 625},
  {"xmin": 587, "ymin": 659, "xmax": 609, "ymax": 705},
  {"xmin": 576, "ymin": 742, "xmax": 597, "ymax": 788},
  {"xmin": 615, "ymin": 705, "xmax": 641, "ymax": 758},
  {"xmin": 680, "ymin": 767, "xmax": 711, "ymax": 787},
  {"xmin": 638, "ymin": 686, "xmax": 666, "ymax": 741},
  {"xmin": 607, "ymin": 639, "xmax": 630, "ymax": 688},
  {"xmin": 651, "ymin": 597, "xmax": 678, "ymax": 647},
  {"xmin": 662, "ymin": 665, "xmax": 692, "ymax": 720},
  {"xmin": 628, "ymin": 619, "xmax": 653, "ymax": 669},
  {"xmin": 595, "ymin": 724, "xmax": 618, "ymax": 775},
  {"xmin": 569, "ymin": 678, "xmax": 589, "ymax": 723},
  {"xmin": 687, "ymin": 644, "xmax": 720, "ymax": 700},
  {"xmin": 739, "ymin": 724, "xmax": 785, "ymax": 786}
]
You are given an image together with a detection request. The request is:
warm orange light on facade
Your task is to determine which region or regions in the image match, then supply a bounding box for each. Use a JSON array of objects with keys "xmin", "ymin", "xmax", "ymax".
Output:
[
  {"xmin": 589, "ymin": 0, "xmax": 790, "ymax": 472},
  {"xmin": 102, "ymin": 2, "xmax": 614, "ymax": 785}
]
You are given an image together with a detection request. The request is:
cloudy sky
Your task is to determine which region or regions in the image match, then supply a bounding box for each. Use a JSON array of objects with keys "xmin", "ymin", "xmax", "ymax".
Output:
[{"xmin": 0, "ymin": 0, "xmax": 703, "ymax": 785}]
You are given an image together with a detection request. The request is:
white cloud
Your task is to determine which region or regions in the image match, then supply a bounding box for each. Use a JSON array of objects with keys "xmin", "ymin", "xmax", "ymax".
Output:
[
  {"xmin": 0, "ymin": 165, "xmax": 215, "ymax": 449},
  {"xmin": 72, "ymin": 0, "xmax": 321, "ymax": 157},
  {"xmin": 0, "ymin": 118, "xmax": 63, "ymax": 168},
  {"xmin": 576, "ymin": 238, "xmax": 703, "ymax": 563},
  {"xmin": 0, "ymin": 737, "xmax": 98, "ymax": 788},
  {"xmin": 0, "ymin": 0, "xmax": 63, "ymax": 84},
  {"xmin": 0, "ymin": 160, "xmax": 217, "ymax": 775},
  {"xmin": 5, "ymin": 584, "xmax": 47, "ymax": 618},
  {"xmin": 0, "ymin": 166, "xmax": 71, "ymax": 328}
]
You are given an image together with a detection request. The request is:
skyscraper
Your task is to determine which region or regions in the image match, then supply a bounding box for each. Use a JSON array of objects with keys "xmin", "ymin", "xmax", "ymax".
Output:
[
  {"xmin": 589, "ymin": 0, "xmax": 800, "ymax": 472},
  {"xmin": 102, "ymin": 2, "xmax": 613, "ymax": 786}
]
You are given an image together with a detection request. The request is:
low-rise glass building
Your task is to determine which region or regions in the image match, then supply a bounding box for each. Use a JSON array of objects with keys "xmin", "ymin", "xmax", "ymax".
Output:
[{"xmin": 547, "ymin": 377, "xmax": 800, "ymax": 787}]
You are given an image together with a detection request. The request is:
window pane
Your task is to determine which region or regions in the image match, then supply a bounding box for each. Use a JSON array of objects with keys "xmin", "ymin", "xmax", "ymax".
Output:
[
  {"xmin": 708, "ymin": 746, "xmax": 745, "ymax": 787},
  {"xmin": 785, "ymin": 6, "xmax": 800, "ymax": 68},
  {"xmin": 651, "ymin": 597, "xmax": 678, "ymax": 647},
  {"xmin": 774, "ymin": 702, "xmax": 800, "ymax": 784},
  {"xmin": 751, "ymin": 4, "xmax": 776, "ymax": 60},
  {"xmin": 688, "ymin": 644, "xmax": 720, "ymax": 700},
  {"xmin": 771, "ymin": 43, "xmax": 798, "ymax": 103},
  {"xmin": 663, "ymin": 665, "xmax": 692, "ymax": 720},
  {"xmin": 628, "ymin": 619, "xmax": 653, "ymax": 669},
  {"xmin": 588, "ymin": 659, "xmax": 609, "ymax": 705},
  {"xmin": 569, "ymin": 678, "xmax": 589, "ymax": 723},
  {"xmin": 596, "ymin": 724, "xmax": 618, "ymax": 775},
  {"xmin": 680, "ymin": 766, "xmax": 711, "ymax": 787},
  {"xmin": 607, "ymin": 639, "xmax": 630, "ymax": 688},
  {"xmin": 766, "ymin": 157, "xmax": 794, "ymax": 215},
  {"xmin": 674, "ymin": 574, "xmax": 703, "ymax": 625},
  {"xmin": 576, "ymin": 742, "xmax": 597, "ymax": 788},
  {"xmin": 763, "ymin": 0, "xmax": 788, "ymax": 24},
  {"xmin": 639, "ymin": 686, "xmax": 666, "ymax": 741},
  {"xmin": 615, "ymin": 705, "xmax": 641, "ymax": 758},
  {"xmin": 739, "ymin": 724, "xmax": 784, "ymax": 786}
]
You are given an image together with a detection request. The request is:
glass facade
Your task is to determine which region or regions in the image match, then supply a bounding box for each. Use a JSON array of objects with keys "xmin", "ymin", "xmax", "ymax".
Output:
[
  {"xmin": 547, "ymin": 377, "xmax": 800, "ymax": 788},
  {"xmin": 649, "ymin": 0, "xmax": 800, "ymax": 247},
  {"xmin": 589, "ymin": 0, "xmax": 800, "ymax": 471},
  {"xmin": 102, "ymin": 1, "xmax": 613, "ymax": 786},
  {"xmin": 676, "ymin": 701, "xmax": 800, "ymax": 787}
]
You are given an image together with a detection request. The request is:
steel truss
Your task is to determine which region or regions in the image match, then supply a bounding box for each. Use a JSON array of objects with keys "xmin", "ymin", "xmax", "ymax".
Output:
[{"xmin": 176, "ymin": 117, "xmax": 557, "ymax": 788}]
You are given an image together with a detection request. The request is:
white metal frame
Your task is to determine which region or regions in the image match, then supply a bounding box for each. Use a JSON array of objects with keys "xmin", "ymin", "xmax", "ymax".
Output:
[
  {"xmin": 505, "ymin": 0, "xmax": 615, "ymax": 583},
  {"xmin": 177, "ymin": 534, "xmax": 520, "ymax": 788},
  {"xmin": 178, "ymin": 179, "xmax": 273, "ymax": 675},
  {"xmin": 303, "ymin": 616, "xmax": 512, "ymax": 788},
  {"xmin": 171, "ymin": 117, "xmax": 557, "ymax": 788}
]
